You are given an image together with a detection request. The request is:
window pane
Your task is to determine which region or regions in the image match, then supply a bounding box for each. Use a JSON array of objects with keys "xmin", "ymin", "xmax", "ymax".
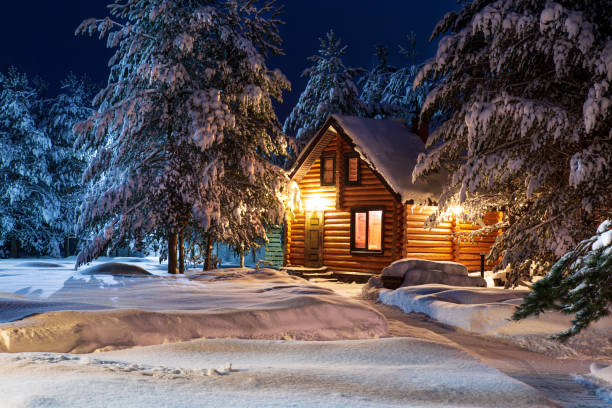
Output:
[
  {"xmin": 323, "ymin": 157, "xmax": 334, "ymax": 184},
  {"xmin": 348, "ymin": 157, "xmax": 358, "ymax": 182},
  {"xmin": 354, "ymin": 212, "xmax": 367, "ymax": 249},
  {"xmin": 368, "ymin": 210, "xmax": 382, "ymax": 250}
]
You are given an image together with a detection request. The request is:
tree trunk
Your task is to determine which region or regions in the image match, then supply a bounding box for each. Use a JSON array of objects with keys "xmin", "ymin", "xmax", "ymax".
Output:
[
  {"xmin": 10, "ymin": 238, "xmax": 18, "ymax": 258},
  {"xmin": 204, "ymin": 234, "xmax": 213, "ymax": 270},
  {"xmin": 190, "ymin": 245, "xmax": 195, "ymax": 269},
  {"xmin": 168, "ymin": 232, "xmax": 178, "ymax": 274},
  {"xmin": 240, "ymin": 250, "xmax": 245, "ymax": 268},
  {"xmin": 178, "ymin": 230, "xmax": 185, "ymax": 274}
]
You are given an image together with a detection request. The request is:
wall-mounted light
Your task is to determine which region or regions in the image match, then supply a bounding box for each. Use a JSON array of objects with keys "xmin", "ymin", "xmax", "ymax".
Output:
[
  {"xmin": 450, "ymin": 205, "xmax": 464, "ymax": 217},
  {"xmin": 305, "ymin": 195, "xmax": 327, "ymax": 211}
]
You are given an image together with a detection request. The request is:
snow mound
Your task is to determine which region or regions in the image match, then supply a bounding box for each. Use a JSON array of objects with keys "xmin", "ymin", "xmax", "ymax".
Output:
[
  {"xmin": 573, "ymin": 364, "xmax": 612, "ymax": 405},
  {"xmin": 79, "ymin": 262, "xmax": 152, "ymax": 276},
  {"xmin": 590, "ymin": 364, "xmax": 612, "ymax": 385},
  {"xmin": 0, "ymin": 268, "xmax": 387, "ymax": 353},
  {"xmin": 0, "ymin": 295, "xmax": 107, "ymax": 323},
  {"xmin": 382, "ymin": 258, "xmax": 486, "ymax": 287},
  {"xmin": 380, "ymin": 284, "xmax": 529, "ymax": 333},
  {"xmin": 18, "ymin": 261, "xmax": 63, "ymax": 268},
  {"xmin": 379, "ymin": 284, "xmax": 612, "ymax": 358}
]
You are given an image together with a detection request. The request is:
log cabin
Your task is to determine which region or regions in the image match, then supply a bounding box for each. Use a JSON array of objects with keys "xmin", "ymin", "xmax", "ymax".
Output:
[{"xmin": 285, "ymin": 114, "xmax": 500, "ymax": 275}]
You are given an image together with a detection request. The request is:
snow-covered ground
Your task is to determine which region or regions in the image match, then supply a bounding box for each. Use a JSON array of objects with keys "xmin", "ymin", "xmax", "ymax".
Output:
[
  {"xmin": 0, "ymin": 337, "xmax": 555, "ymax": 408},
  {"xmin": 0, "ymin": 257, "xmax": 609, "ymax": 407}
]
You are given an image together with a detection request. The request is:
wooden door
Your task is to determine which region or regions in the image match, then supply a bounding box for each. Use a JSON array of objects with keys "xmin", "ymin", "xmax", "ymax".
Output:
[{"xmin": 304, "ymin": 211, "xmax": 324, "ymax": 267}]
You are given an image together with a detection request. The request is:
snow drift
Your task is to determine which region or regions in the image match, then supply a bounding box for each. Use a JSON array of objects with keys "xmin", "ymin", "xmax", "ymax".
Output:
[
  {"xmin": 378, "ymin": 283, "xmax": 612, "ymax": 358},
  {"xmin": 0, "ymin": 261, "xmax": 387, "ymax": 353}
]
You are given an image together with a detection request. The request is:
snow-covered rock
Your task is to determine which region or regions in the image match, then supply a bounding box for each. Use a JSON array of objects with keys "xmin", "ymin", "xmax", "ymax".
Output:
[{"xmin": 382, "ymin": 258, "xmax": 486, "ymax": 288}]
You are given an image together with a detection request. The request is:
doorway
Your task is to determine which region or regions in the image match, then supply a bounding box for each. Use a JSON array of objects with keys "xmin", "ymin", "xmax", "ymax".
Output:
[{"xmin": 304, "ymin": 210, "xmax": 324, "ymax": 267}]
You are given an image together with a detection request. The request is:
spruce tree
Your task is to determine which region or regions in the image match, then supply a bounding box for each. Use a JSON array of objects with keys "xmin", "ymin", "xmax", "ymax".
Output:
[
  {"xmin": 359, "ymin": 45, "xmax": 396, "ymax": 116},
  {"xmin": 0, "ymin": 68, "xmax": 58, "ymax": 257},
  {"xmin": 44, "ymin": 74, "xmax": 95, "ymax": 255},
  {"xmin": 513, "ymin": 220, "xmax": 612, "ymax": 339},
  {"xmin": 283, "ymin": 30, "xmax": 364, "ymax": 151},
  {"xmin": 74, "ymin": 0, "xmax": 289, "ymax": 273},
  {"xmin": 414, "ymin": 0, "xmax": 612, "ymax": 285}
]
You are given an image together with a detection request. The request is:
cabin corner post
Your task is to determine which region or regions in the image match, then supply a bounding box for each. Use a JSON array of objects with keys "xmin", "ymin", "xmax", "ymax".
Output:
[{"xmin": 451, "ymin": 213, "xmax": 459, "ymax": 264}]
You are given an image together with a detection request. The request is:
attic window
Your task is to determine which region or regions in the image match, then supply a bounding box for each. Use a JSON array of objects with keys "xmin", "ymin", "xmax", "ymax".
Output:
[
  {"xmin": 320, "ymin": 155, "xmax": 335, "ymax": 186},
  {"xmin": 345, "ymin": 154, "xmax": 360, "ymax": 185},
  {"xmin": 351, "ymin": 208, "xmax": 383, "ymax": 253}
]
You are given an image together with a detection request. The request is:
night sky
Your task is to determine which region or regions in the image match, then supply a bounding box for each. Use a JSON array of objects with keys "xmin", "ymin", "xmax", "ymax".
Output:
[{"xmin": 1, "ymin": 1, "xmax": 459, "ymax": 120}]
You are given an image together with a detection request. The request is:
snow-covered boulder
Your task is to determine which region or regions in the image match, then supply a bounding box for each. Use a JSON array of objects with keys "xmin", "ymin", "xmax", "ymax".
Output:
[
  {"xmin": 381, "ymin": 258, "xmax": 485, "ymax": 288},
  {"xmin": 80, "ymin": 262, "xmax": 152, "ymax": 276}
]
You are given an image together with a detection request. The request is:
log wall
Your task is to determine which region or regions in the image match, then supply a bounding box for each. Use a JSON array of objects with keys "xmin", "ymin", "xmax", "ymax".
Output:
[{"xmin": 402, "ymin": 205, "xmax": 501, "ymax": 272}]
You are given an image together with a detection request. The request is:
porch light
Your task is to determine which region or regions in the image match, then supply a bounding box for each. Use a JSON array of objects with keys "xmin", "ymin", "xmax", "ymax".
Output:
[
  {"xmin": 450, "ymin": 205, "xmax": 464, "ymax": 217},
  {"xmin": 305, "ymin": 195, "xmax": 326, "ymax": 211}
]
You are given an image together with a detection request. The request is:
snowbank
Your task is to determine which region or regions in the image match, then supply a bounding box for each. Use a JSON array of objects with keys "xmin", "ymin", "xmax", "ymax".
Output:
[
  {"xmin": 0, "ymin": 337, "xmax": 555, "ymax": 408},
  {"xmin": 590, "ymin": 364, "xmax": 612, "ymax": 385},
  {"xmin": 379, "ymin": 284, "xmax": 532, "ymax": 333},
  {"xmin": 0, "ymin": 260, "xmax": 387, "ymax": 353},
  {"xmin": 378, "ymin": 284, "xmax": 612, "ymax": 358}
]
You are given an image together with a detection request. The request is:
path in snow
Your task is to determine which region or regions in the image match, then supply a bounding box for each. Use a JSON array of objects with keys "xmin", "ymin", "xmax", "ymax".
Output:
[{"xmin": 369, "ymin": 301, "xmax": 612, "ymax": 408}]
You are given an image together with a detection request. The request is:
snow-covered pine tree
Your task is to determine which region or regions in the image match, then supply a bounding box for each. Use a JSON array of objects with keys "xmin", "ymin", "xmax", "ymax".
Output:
[
  {"xmin": 283, "ymin": 30, "xmax": 364, "ymax": 152},
  {"xmin": 0, "ymin": 67, "xmax": 58, "ymax": 257},
  {"xmin": 513, "ymin": 220, "xmax": 612, "ymax": 340},
  {"xmin": 359, "ymin": 45, "xmax": 397, "ymax": 116},
  {"xmin": 378, "ymin": 34, "xmax": 435, "ymax": 122},
  {"xmin": 413, "ymin": 0, "xmax": 612, "ymax": 285},
  {"xmin": 74, "ymin": 0, "xmax": 289, "ymax": 273},
  {"xmin": 43, "ymin": 74, "xmax": 96, "ymax": 255}
]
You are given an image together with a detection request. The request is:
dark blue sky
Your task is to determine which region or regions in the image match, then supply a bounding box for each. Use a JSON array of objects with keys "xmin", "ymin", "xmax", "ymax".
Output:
[{"xmin": 1, "ymin": 1, "xmax": 459, "ymax": 120}]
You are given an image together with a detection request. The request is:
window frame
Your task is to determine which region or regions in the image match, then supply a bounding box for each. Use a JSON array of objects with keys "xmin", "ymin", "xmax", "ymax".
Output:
[
  {"xmin": 350, "ymin": 206, "xmax": 385, "ymax": 254},
  {"xmin": 320, "ymin": 154, "xmax": 336, "ymax": 186},
  {"xmin": 344, "ymin": 153, "xmax": 361, "ymax": 186}
]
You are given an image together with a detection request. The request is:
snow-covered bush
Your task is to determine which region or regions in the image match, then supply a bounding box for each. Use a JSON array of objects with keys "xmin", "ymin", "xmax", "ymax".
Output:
[
  {"xmin": 513, "ymin": 220, "xmax": 612, "ymax": 339},
  {"xmin": 414, "ymin": 0, "xmax": 612, "ymax": 284},
  {"xmin": 283, "ymin": 30, "xmax": 364, "ymax": 152}
]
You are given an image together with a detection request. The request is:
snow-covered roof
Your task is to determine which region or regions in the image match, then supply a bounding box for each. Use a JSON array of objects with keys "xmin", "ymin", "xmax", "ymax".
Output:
[{"xmin": 291, "ymin": 114, "xmax": 446, "ymax": 203}]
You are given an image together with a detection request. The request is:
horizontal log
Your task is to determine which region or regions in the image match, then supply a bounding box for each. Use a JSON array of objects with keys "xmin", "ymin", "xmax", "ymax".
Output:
[
  {"xmin": 405, "ymin": 234, "xmax": 452, "ymax": 241},
  {"xmin": 405, "ymin": 240, "xmax": 453, "ymax": 247},
  {"xmin": 342, "ymin": 188, "xmax": 392, "ymax": 196},
  {"xmin": 404, "ymin": 253, "xmax": 454, "ymax": 261},
  {"xmin": 405, "ymin": 247, "xmax": 453, "ymax": 254},
  {"xmin": 405, "ymin": 221, "xmax": 453, "ymax": 228},
  {"xmin": 405, "ymin": 228, "xmax": 452, "ymax": 235}
]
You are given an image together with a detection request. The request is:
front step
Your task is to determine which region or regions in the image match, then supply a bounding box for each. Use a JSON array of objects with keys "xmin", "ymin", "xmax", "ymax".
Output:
[
  {"xmin": 282, "ymin": 266, "xmax": 374, "ymax": 284},
  {"xmin": 332, "ymin": 271, "xmax": 373, "ymax": 284},
  {"xmin": 281, "ymin": 266, "xmax": 328, "ymax": 279}
]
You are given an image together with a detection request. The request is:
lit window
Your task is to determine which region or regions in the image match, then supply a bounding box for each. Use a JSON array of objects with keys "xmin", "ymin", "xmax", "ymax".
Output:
[
  {"xmin": 352, "ymin": 208, "xmax": 383, "ymax": 252},
  {"xmin": 320, "ymin": 155, "xmax": 335, "ymax": 186},
  {"xmin": 346, "ymin": 155, "xmax": 360, "ymax": 185}
]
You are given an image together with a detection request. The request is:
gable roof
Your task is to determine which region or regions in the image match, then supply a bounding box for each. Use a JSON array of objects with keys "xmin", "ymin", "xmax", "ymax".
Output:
[{"xmin": 290, "ymin": 114, "xmax": 446, "ymax": 204}]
